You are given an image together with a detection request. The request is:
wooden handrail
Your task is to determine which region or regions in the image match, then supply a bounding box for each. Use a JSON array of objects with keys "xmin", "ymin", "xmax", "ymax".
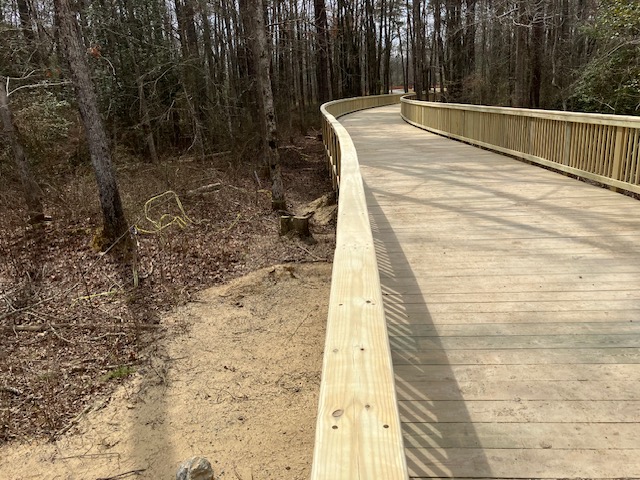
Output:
[
  {"xmin": 401, "ymin": 97, "xmax": 640, "ymax": 195},
  {"xmin": 312, "ymin": 94, "xmax": 408, "ymax": 480}
]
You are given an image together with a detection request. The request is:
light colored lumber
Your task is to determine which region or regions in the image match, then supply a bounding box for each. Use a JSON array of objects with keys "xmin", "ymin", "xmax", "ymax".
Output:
[
  {"xmin": 398, "ymin": 400, "xmax": 640, "ymax": 423},
  {"xmin": 391, "ymin": 347, "xmax": 640, "ymax": 365},
  {"xmin": 393, "ymin": 363, "xmax": 640, "ymax": 382},
  {"xmin": 394, "ymin": 379, "xmax": 640, "ymax": 401},
  {"xmin": 312, "ymin": 95, "xmax": 407, "ymax": 479},
  {"xmin": 389, "ymin": 333, "xmax": 640, "ymax": 350},
  {"xmin": 405, "ymin": 448, "xmax": 640, "ymax": 479},
  {"xmin": 384, "ymin": 309, "xmax": 640, "ymax": 325},
  {"xmin": 402, "ymin": 422, "xmax": 640, "ymax": 449},
  {"xmin": 387, "ymin": 321, "xmax": 640, "ymax": 337}
]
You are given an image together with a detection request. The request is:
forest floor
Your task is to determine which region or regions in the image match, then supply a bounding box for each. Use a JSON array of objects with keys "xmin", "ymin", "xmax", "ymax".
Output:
[{"xmin": 0, "ymin": 132, "xmax": 336, "ymax": 479}]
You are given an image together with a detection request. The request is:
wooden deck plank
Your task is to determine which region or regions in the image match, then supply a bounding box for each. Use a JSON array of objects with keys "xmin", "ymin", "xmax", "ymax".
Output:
[
  {"xmin": 386, "ymin": 310, "xmax": 640, "ymax": 325},
  {"xmin": 391, "ymin": 348, "xmax": 640, "ymax": 365},
  {"xmin": 402, "ymin": 422, "xmax": 640, "ymax": 449},
  {"xmin": 394, "ymin": 380, "xmax": 640, "ymax": 401},
  {"xmin": 387, "ymin": 321, "xmax": 640, "ymax": 336},
  {"xmin": 398, "ymin": 400, "xmax": 640, "ymax": 423},
  {"xmin": 405, "ymin": 448, "xmax": 640, "ymax": 479},
  {"xmin": 341, "ymin": 104, "xmax": 640, "ymax": 479},
  {"xmin": 393, "ymin": 363, "xmax": 640, "ymax": 381}
]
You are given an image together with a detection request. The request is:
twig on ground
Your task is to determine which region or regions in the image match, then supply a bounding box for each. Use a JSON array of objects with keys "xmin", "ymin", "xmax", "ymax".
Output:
[
  {"xmin": 295, "ymin": 243, "xmax": 323, "ymax": 261},
  {"xmin": 56, "ymin": 452, "xmax": 120, "ymax": 460},
  {"xmin": 234, "ymin": 465, "xmax": 254, "ymax": 480},
  {"xmin": 49, "ymin": 324, "xmax": 75, "ymax": 344},
  {"xmin": 91, "ymin": 332, "xmax": 127, "ymax": 341},
  {"xmin": 96, "ymin": 469, "xmax": 146, "ymax": 480},
  {"xmin": 0, "ymin": 296, "xmax": 57, "ymax": 321},
  {"xmin": 55, "ymin": 403, "xmax": 93, "ymax": 437},
  {"xmin": 1, "ymin": 385, "xmax": 22, "ymax": 396},
  {"xmin": 287, "ymin": 311, "xmax": 313, "ymax": 340}
]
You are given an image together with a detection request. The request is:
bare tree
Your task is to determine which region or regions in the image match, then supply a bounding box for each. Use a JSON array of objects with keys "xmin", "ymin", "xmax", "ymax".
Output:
[
  {"xmin": 314, "ymin": 0, "xmax": 331, "ymax": 103},
  {"xmin": 54, "ymin": 0, "xmax": 132, "ymax": 248},
  {"xmin": 243, "ymin": 0, "xmax": 286, "ymax": 210}
]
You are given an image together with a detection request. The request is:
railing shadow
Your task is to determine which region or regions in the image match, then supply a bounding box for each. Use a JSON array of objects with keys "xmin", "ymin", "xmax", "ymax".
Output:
[{"xmin": 364, "ymin": 181, "xmax": 493, "ymax": 478}]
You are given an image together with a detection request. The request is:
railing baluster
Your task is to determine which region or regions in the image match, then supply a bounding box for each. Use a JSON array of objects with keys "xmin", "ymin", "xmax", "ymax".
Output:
[{"xmin": 400, "ymin": 98, "xmax": 640, "ymax": 195}]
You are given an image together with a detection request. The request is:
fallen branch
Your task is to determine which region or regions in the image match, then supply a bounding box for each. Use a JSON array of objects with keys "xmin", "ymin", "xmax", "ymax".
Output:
[{"xmin": 185, "ymin": 182, "xmax": 222, "ymax": 197}]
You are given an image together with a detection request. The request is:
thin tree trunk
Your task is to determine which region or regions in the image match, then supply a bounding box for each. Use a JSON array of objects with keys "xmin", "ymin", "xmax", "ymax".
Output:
[
  {"xmin": 245, "ymin": 0, "xmax": 286, "ymax": 210},
  {"xmin": 54, "ymin": 0, "xmax": 131, "ymax": 247},
  {"xmin": 17, "ymin": 0, "xmax": 42, "ymax": 65},
  {"xmin": 397, "ymin": 20, "xmax": 408, "ymax": 92},
  {"xmin": 465, "ymin": 0, "xmax": 477, "ymax": 96},
  {"xmin": 411, "ymin": 0, "xmax": 424, "ymax": 99},
  {"xmin": 433, "ymin": 0, "xmax": 446, "ymax": 99},
  {"xmin": 529, "ymin": 0, "xmax": 544, "ymax": 108},
  {"xmin": 364, "ymin": 0, "xmax": 378, "ymax": 94},
  {"xmin": 0, "ymin": 80, "xmax": 43, "ymax": 222},
  {"xmin": 313, "ymin": 0, "xmax": 331, "ymax": 103},
  {"xmin": 122, "ymin": 0, "xmax": 158, "ymax": 162},
  {"xmin": 514, "ymin": 0, "xmax": 528, "ymax": 107}
]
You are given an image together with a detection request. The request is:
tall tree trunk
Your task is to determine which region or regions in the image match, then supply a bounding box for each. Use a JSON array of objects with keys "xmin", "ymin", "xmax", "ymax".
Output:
[
  {"xmin": 16, "ymin": 0, "xmax": 42, "ymax": 65},
  {"xmin": 432, "ymin": 0, "xmax": 446, "ymax": 99},
  {"xmin": 122, "ymin": 0, "xmax": 159, "ymax": 162},
  {"xmin": 397, "ymin": 20, "xmax": 408, "ymax": 92},
  {"xmin": 314, "ymin": 0, "xmax": 331, "ymax": 103},
  {"xmin": 465, "ymin": 0, "xmax": 477, "ymax": 97},
  {"xmin": 514, "ymin": 0, "xmax": 528, "ymax": 107},
  {"xmin": 446, "ymin": 0, "xmax": 464, "ymax": 101},
  {"xmin": 54, "ymin": 0, "xmax": 131, "ymax": 247},
  {"xmin": 529, "ymin": 1, "xmax": 543, "ymax": 108},
  {"xmin": 245, "ymin": 0, "xmax": 286, "ymax": 210},
  {"xmin": 175, "ymin": 0, "xmax": 207, "ymax": 154},
  {"xmin": 0, "ymin": 80, "xmax": 43, "ymax": 222},
  {"xmin": 364, "ymin": 0, "xmax": 378, "ymax": 94},
  {"xmin": 412, "ymin": 0, "xmax": 424, "ymax": 99}
]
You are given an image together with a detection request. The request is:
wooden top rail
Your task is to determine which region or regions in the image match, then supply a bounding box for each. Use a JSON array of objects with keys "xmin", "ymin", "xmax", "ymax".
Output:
[
  {"xmin": 401, "ymin": 97, "xmax": 640, "ymax": 195},
  {"xmin": 312, "ymin": 94, "xmax": 408, "ymax": 480}
]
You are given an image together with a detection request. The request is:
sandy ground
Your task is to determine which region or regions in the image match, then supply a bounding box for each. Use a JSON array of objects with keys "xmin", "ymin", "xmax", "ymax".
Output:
[{"xmin": 0, "ymin": 262, "xmax": 331, "ymax": 480}]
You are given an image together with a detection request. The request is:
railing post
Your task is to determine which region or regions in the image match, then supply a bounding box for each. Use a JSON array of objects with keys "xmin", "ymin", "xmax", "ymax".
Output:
[
  {"xmin": 611, "ymin": 126, "xmax": 626, "ymax": 181},
  {"xmin": 563, "ymin": 122, "xmax": 572, "ymax": 166}
]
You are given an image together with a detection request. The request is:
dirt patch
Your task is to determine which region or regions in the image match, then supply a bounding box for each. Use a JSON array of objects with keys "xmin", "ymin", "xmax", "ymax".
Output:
[{"xmin": 0, "ymin": 262, "xmax": 331, "ymax": 479}]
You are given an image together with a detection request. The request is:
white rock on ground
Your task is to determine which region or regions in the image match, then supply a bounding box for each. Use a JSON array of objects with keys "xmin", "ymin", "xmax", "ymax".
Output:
[{"xmin": 176, "ymin": 457, "xmax": 214, "ymax": 480}]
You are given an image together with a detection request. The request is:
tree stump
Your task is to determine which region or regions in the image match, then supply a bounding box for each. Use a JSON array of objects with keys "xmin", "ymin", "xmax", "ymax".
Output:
[{"xmin": 280, "ymin": 215, "xmax": 311, "ymax": 237}]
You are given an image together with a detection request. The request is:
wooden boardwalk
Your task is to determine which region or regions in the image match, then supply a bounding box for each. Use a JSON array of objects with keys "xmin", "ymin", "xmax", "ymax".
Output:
[{"xmin": 340, "ymin": 105, "xmax": 640, "ymax": 479}]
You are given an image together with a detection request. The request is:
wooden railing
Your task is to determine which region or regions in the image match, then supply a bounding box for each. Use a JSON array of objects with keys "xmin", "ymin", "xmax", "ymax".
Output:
[
  {"xmin": 401, "ymin": 97, "xmax": 640, "ymax": 195},
  {"xmin": 312, "ymin": 93, "xmax": 408, "ymax": 480},
  {"xmin": 322, "ymin": 94, "xmax": 404, "ymax": 189}
]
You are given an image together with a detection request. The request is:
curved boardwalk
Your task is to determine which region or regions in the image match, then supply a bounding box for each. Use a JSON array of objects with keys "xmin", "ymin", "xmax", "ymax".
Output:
[{"xmin": 341, "ymin": 105, "xmax": 640, "ymax": 479}]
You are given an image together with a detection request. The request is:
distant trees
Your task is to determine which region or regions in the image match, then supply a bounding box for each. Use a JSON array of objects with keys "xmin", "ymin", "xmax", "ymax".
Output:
[
  {"xmin": 570, "ymin": 0, "xmax": 640, "ymax": 114},
  {"xmin": 0, "ymin": 0, "xmax": 638, "ymax": 227},
  {"xmin": 402, "ymin": 0, "xmax": 638, "ymax": 114}
]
